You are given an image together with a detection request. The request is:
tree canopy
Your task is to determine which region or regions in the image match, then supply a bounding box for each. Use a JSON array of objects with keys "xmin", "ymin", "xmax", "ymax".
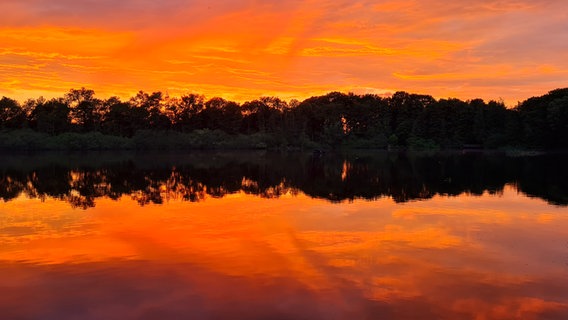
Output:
[{"xmin": 1, "ymin": 87, "xmax": 567, "ymax": 150}]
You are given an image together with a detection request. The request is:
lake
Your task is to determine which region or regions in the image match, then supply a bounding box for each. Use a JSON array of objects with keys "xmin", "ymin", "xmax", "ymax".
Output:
[{"xmin": 0, "ymin": 151, "xmax": 567, "ymax": 319}]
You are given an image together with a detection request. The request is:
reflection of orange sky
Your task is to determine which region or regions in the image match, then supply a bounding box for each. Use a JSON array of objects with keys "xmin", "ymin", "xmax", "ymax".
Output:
[
  {"xmin": 1, "ymin": 1, "xmax": 568, "ymax": 104},
  {"xmin": 1, "ymin": 187, "xmax": 568, "ymax": 318}
]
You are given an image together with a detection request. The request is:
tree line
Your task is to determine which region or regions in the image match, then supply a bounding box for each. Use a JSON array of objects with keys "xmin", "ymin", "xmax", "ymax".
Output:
[{"xmin": 0, "ymin": 87, "xmax": 567, "ymax": 150}]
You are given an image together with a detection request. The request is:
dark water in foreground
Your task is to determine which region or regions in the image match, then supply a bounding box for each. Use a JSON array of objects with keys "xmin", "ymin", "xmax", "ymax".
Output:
[{"xmin": 0, "ymin": 151, "xmax": 567, "ymax": 319}]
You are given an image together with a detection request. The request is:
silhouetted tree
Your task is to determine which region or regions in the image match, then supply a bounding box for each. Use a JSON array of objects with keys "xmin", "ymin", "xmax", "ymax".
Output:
[
  {"xmin": 166, "ymin": 94, "xmax": 205, "ymax": 132},
  {"xmin": 130, "ymin": 91, "xmax": 170, "ymax": 130},
  {"xmin": 0, "ymin": 97, "xmax": 25, "ymax": 129},
  {"xmin": 66, "ymin": 88, "xmax": 103, "ymax": 132},
  {"xmin": 29, "ymin": 98, "xmax": 70, "ymax": 135},
  {"xmin": 202, "ymin": 97, "xmax": 242, "ymax": 133}
]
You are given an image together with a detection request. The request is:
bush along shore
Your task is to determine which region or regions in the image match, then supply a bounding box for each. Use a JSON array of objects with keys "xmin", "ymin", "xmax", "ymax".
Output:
[{"xmin": 0, "ymin": 87, "xmax": 567, "ymax": 151}]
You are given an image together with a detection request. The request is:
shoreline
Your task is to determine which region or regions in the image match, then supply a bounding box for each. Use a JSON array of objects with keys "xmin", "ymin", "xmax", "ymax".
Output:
[{"xmin": 0, "ymin": 129, "xmax": 561, "ymax": 153}]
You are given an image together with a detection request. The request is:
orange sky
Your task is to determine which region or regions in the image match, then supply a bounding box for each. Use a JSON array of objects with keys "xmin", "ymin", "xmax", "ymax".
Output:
[{"xmin": 1, "ymin": 0, "xmax": 568, "ymax": 104}]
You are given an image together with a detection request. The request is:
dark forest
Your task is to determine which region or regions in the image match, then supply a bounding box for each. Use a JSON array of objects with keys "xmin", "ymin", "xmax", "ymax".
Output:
[{"xmin": 1, "ymin": 88, "xmax": 567, "ymax": 150}]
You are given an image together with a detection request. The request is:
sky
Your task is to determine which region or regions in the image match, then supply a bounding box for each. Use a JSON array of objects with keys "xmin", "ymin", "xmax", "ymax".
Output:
[{"xmin": 1, "ymin": 0, "xmax": 567, "ymax": 105}]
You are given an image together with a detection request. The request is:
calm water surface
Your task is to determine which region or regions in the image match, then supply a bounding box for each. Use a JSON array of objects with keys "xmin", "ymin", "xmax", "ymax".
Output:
[{"xmin": 0, "ymin": 152, "xmax": 567, "ymax": 319}]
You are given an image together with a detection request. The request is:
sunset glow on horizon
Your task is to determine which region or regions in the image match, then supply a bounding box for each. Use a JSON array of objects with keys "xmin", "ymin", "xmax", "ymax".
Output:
[{"xmin": 1, "ymin": 0, "xmax": 568, "ymax": 105}]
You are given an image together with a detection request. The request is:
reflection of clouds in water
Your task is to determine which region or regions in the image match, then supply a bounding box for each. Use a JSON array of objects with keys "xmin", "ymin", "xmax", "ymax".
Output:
[
  {"xmin": 0, "ymin": 259, "xmax": 566, "ymax": 320},
  {"xmin": 0, "ymin": 260, "xmax": 381, "ymax": 320},
  {"xmin": 0, "ymin": 196, "xmax": 96, "ymax": 245},
  {"xmin": 0, "ymin": 183, "xmax": 567, "ymax": 318}
]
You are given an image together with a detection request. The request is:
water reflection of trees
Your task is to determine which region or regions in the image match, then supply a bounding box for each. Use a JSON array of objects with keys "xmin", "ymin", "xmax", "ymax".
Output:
[{"xmin": 0, "ymin": 152, "xmax": 566, "ymax": 209}]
